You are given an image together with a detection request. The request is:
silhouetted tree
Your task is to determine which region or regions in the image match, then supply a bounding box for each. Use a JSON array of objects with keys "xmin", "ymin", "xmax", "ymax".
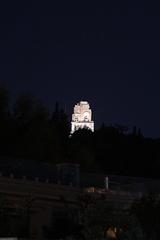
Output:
[
  {"xmin": 77, "ymin": 193, "xmax": 127, "ymax": 240},
  {"xmin": 69, "ymin": 128, "xmax": 95, "ymax": 170},
  {"xmin": 0, "ymin": 86, "xmax": 159, "ymax": 178},
  {"xmin": 46, "ymin": 102, "xmax": 70, "ymax": 163},
  {"xmin": 13, "ymin": 94, "xmax": 49, "ymax": 159},
  {"xmin": 0, "ymin": 85, "xmax": 12, "ymax": 155}
]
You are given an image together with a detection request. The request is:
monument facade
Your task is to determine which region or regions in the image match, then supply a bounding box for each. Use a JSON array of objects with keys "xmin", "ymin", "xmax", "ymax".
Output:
[{"xmin": 71, "ymin": 101, "xmax": 94, "ymax": 134}]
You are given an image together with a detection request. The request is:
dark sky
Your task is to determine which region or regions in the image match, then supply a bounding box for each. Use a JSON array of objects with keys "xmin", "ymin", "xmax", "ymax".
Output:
[{"xmin": 0, "ymin": 1, "xmax": 160, "ymax": 137}]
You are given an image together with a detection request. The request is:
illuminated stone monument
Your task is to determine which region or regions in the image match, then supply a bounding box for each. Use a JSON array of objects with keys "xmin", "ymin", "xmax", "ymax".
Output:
[{"xmin": 71, "ymin": 101, "xmax": 94, "ymax": 134}]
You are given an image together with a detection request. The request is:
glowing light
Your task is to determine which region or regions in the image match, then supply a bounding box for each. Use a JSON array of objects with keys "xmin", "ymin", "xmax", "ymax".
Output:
[{"xmin": 71, "ymin": 101, "xmax": 94, "ymax": 134}]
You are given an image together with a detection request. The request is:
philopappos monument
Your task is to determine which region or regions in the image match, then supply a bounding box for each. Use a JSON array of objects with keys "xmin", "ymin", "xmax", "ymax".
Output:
[{"xmin": 71, "ymin": 101, "xmax": 94, "ymax": 134}]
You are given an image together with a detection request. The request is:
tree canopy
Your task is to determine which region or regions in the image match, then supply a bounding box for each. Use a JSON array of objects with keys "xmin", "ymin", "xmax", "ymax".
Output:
[{"xmin": 0, "ymin": 86, "xmax": 159, "ymax": 178}]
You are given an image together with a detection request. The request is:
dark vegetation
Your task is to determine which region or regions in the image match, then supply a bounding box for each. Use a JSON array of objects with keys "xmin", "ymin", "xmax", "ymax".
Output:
[
  {"xmin": 0, "ymin": 191, "xmax": 159, "ymax": 240},
  {"xmin": 0, "ymin": 85, "xmax": 160, "ymax": 178},
  {"xmin": 0, "ymin": 85, "xmax": 160, "ymax": 239},
  {"xmin": 43, "ymin": 193, "xmax": 160, "ymax": 240}
]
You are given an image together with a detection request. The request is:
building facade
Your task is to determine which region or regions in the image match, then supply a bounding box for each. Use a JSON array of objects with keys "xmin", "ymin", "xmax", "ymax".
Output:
[{"xmin": 71, "ymin": 101, "xmax": 94, "ymax": 134}]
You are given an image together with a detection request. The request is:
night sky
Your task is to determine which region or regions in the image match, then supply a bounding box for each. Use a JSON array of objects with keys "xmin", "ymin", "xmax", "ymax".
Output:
[{"xmin": 0, "ymin": 1, "xmax": 160, "ymax": 137}]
